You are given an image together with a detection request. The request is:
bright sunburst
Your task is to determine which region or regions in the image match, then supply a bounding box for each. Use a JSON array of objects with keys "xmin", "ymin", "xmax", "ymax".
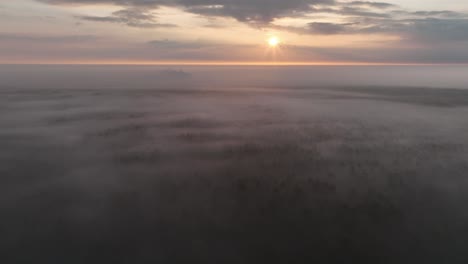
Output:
[{"xmin": 268, "ymin": 36, "xmax": 280, "ymax": 47}]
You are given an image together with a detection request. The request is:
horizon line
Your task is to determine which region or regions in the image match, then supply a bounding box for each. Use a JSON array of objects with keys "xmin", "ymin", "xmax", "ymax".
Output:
[{"xmin": 2, "ymin": 61, "xmax": 468, "ymax": 66}]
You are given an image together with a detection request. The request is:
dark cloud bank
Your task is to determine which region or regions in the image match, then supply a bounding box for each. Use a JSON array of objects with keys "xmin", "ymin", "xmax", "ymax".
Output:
[
  {"xmin": 40, "ymin": 0, "xmax": 334, "ymax": 24},
  {"xmin": 39, "ymin": 0, "xmax": 468, "ymax": 42}
]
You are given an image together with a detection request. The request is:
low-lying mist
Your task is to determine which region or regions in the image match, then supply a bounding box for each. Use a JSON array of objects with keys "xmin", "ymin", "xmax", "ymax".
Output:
[
  {"xmin": 1, "ymin": 65, "xmax": 468, "ymax": 89},
  {"xmin": 1, "ymin": 65, "xmax": 468, "ymax": 263}
]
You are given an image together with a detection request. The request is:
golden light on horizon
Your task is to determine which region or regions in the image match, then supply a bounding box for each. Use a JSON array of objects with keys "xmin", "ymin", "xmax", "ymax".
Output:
[{"xmin": 268, "ymin": 36, "xmax": 280, "ymax": 47}]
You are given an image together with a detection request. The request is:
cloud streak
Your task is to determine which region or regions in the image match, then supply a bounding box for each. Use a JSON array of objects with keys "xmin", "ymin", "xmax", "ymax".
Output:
[
  {"xmin": 0, "ymin": 33, "xmax": 98, "ymax": 43},
  {"xmin": 275, "ymin": 2, "xmax": 468, "ymax": 45},
  {"xmin": 79, "ymin": 7, "xmax": 177, "ymax": 28}
]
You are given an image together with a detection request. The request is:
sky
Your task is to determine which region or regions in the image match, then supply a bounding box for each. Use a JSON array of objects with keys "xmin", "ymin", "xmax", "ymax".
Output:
[{"xmin": 1, "ymin": 0, "xmax": 468, "ymax": 64}]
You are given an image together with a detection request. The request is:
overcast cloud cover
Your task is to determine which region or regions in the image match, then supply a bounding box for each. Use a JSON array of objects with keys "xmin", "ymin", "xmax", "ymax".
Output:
[{"xmin": 1, "ymin": 0, "xmax": 468, "ymax": 63}]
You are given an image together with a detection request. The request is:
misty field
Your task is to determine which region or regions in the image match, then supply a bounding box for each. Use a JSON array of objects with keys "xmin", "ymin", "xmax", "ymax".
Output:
[{"xmin": 1, "ymin": 67, "xmax": 468, "ymax": 263}]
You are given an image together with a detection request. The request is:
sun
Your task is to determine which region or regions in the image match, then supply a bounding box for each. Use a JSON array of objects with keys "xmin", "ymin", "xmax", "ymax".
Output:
[{"xmin": 268, "ymin": 36, "xmax": 280, "ymax": 47}]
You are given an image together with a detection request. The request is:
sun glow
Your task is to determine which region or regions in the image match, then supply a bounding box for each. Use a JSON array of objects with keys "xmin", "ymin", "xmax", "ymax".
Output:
[{"xmin": 268, "ymin": 36, "xmax": 280, "ymax": 47}]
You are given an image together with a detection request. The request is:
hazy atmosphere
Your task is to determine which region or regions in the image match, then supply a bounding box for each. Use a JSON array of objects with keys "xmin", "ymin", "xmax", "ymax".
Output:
[{"xmin": 2, "ymin": 1, "xmax": 468, "ymax": 264}]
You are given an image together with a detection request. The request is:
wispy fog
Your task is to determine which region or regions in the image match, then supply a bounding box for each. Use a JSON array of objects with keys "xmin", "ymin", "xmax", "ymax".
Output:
[
  {"xmin": 1, "ymin": 65, "xmax": 468, "ymax": 263},
  {"xmin": 0, "ymin": 65, "xmax": 467, "ymax": 89}
]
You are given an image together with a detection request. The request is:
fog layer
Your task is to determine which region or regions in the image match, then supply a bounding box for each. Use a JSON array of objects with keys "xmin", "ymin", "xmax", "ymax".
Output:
[{"xmin": 1, "ymin": 65, "xmax": 468, "ymax": 263}]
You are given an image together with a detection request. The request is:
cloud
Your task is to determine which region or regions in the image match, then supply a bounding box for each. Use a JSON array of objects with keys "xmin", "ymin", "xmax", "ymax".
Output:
[
  {"xmin": 348, "ymin": 1, "xmax": 396, "ymax": 9},
  {"xmin": 38, "ymin": 0, "xmax": 335, "ymax": 24},
  {"xmin": 339, "ymin": 6, "xmax": 391, "ymax": 18},
  {"xmin": 79, "ymin": 7, "xmax": 177, "ymax": 28},
  {"xmin": 24, "ymin": 0, "xmax": 468, "ymax": 63},
  {"xmin": 400, "ymin": 18, "xmax": 468, "ymax": 42},
  {"xmin": 181, "ymin": 0, "xmax": 334, "ymax": 24},
  {"xmin": 311, "ymin": 18, "xmax": 468, "ymax": 43},
  {"xmin": 37, "ymin": 0, "xmax": 468, "ymax": 38},
  {"xmin": 410, "ymin": 10, "xmax": 467, "ymax": 18},
  {"xmin": 307, "ymin": 22, "xmax": 354, "ymax": 34},
  {"xmin": 0, "ymin": 33, "xmax": 98, "ymax": 43},
  {"xmin": 34, "ymin": 0, "xmax": 468, "ymax": 45},
  {"xmin": 269, "ymin": 2, "xmax": 468, "ymax": 44}
]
